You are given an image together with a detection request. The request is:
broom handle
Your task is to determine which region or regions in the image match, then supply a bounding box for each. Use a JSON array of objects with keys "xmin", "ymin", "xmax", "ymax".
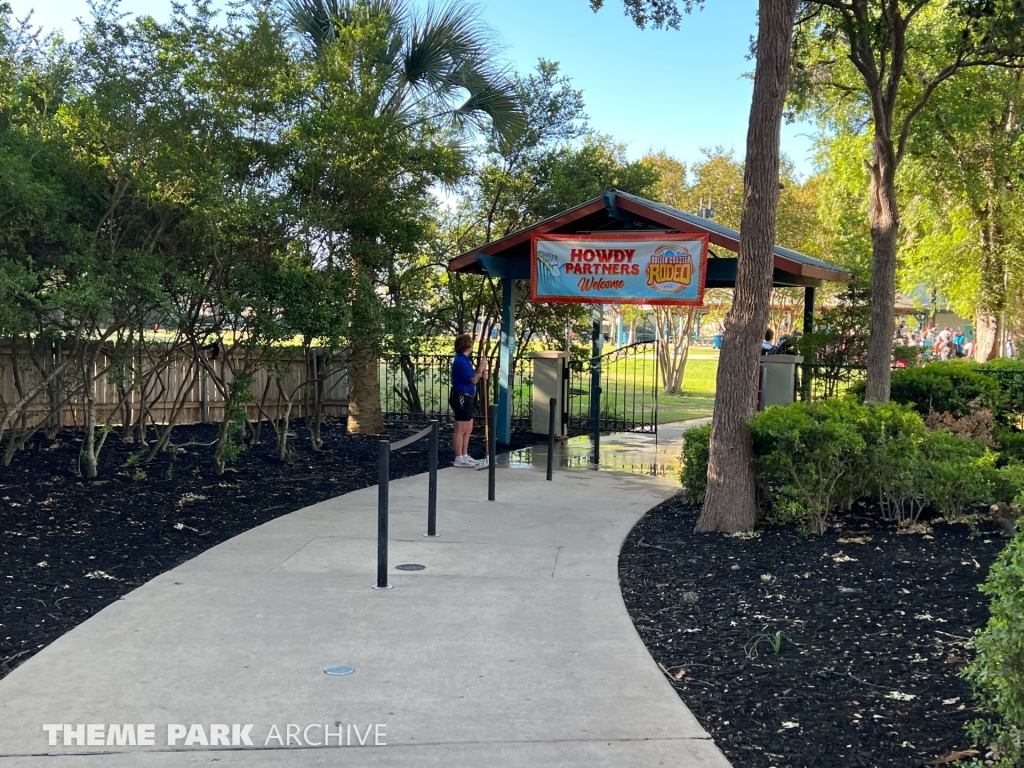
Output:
[{"xmin": 482, "ymin": 369, "xmax": 489, "ymax": 460}]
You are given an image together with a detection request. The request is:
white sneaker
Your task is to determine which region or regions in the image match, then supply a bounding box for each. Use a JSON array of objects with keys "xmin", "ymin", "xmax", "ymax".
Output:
[
  {"xmin": 463, "ymin": 455, "xmax": 481, "ymax": 467},
  {"xmin": 453, "ymin": 455, "xmax": 468, "ymax": 467}
]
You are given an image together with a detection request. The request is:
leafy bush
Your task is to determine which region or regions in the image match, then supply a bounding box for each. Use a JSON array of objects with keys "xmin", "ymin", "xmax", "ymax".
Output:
[
  {"xmin": 992, "ymin": 463, "xmax": 1024, "ymax": 508},
  {"xmin": 678, "ymin": 397, "xmax": 1005, "ymax": 532},
  {"xmin": 680, "ymin": 424, "xmax": 711, "ymax": 504},
  {"xmin": 888, "ymin": 362, "xmax": 1005, "ymax": 419},
  {"xmin": 964, "ymin": 530, "xmax": 1024, "ymax": 767},
  {"xmin": 859, "ymin": 401, "xmax": 929, "ymax": 523},
  {"xmin": 748, "ymin": 399, "xmax": 871, "ymax": 533},
  {"xmin": 917, "ymin": 430, "xmax": 995, "ymax": 518},
  {"xmin": 995, "ymin": 428, "xmax": 1024, "ymax": 464},
  {"xmin": 979, "ymin": 358, "xmax": 1024, "ymax": 372}
]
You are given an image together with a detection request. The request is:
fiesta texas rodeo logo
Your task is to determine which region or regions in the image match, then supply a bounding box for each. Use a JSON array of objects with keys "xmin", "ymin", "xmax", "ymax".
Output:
[{"xmin": 645, "ymin": 244, "xmax": 695, "ymax": 293}]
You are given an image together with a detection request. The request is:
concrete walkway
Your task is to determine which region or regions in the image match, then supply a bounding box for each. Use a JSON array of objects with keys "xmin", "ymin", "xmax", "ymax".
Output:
[{"xmin": 0, "ymin": 424, "xmax": 729, "ymax": 767}]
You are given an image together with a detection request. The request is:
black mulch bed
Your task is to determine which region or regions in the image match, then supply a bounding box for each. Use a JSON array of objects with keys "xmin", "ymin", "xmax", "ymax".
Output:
[
  {"xmin": 0, "ymin": 419, "xmax": 539, "ymax": 681},
  {"xmin": 619, "ymin": 496, "xmax": 1008, "ymax": 768}
]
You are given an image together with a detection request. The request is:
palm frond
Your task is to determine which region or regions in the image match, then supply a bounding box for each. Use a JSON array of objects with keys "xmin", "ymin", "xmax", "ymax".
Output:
[
  {"xmin": 453, "ymin": 76, "xmax": 525, "ymax": 142},
  {"xmin": 286, "ymin": 0, "xmax": 342, "ymax": 53},
  {"xmin": 402, "ymin": 2, "xmax": 489, "ymax": 93}
]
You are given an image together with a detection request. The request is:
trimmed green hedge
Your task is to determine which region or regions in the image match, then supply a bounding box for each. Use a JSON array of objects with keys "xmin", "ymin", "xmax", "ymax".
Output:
[
  {"xmin": 884, "ymin": 362, "xmax": 1006, "ymax": 419},
  {"xmin": 680, "ymin": 424, "xmax": 712, "ymax": 505},
  {"xmin": 679, "ymin": 397, "xmax": 1024, "ymax": 533}
]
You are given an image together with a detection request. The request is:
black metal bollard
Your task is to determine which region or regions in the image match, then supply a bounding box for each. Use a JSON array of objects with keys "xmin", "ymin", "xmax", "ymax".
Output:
[
  {"xmin": 373, "ymin": 440, "xmax": 392, "ymax": 590},
  {"xmin": 426, "ymin": 420, "xmax": 439, "ymax": 537},
  {"xmin": 546, "ymin": 397, "xmax": 555, "ymax": 481},
  {"xmin": 488, "ymin": 404, "xmax": 497, "ymax": 501},
  {"xmin": 591, "ymin": 385, "xmax": 602, "ymax": 464}
]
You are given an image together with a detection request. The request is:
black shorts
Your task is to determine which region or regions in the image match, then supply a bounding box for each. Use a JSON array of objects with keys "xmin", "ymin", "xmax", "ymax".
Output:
[{"xmin": 449, "ymin": 390, "xmax": 476, "ymax": 422}]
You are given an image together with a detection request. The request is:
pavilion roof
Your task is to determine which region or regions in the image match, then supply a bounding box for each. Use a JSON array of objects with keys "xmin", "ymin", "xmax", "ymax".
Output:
[{"xmin": 447, "ymin": 190, "xmax": 848, "ymax": 288}]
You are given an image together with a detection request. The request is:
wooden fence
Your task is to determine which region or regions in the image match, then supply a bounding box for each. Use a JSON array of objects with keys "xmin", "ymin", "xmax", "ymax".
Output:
[{"xmin": 0, "ymin": 345, "xmax": 348, "ymax": 431}]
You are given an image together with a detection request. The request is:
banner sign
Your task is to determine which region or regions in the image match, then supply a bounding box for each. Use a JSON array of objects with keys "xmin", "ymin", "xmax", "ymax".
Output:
[{"xmin": 531, "ymin": 233, "xmax": 709, "ymax": 305}]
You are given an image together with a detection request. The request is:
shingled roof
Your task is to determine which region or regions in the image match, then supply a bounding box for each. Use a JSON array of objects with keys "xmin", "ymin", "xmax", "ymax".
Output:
[{"xmin": 448, "ymin": 190, "xmax": 848, "ymax": 288}]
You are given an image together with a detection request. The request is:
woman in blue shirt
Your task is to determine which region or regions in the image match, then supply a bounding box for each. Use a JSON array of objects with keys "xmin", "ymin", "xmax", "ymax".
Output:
[{"xmin": 449, "ymin": 334, "xmax": 487, "ymax": 467}]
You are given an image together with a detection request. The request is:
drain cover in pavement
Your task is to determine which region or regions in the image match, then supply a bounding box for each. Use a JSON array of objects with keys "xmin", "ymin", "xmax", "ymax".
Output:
[
  {"xmin": 395, "ymin": 563, "xmax": 426, "ymax": 571},
  {"xmin": 324, "ymin": 665, "xmax": 355, "ymax": 676}
]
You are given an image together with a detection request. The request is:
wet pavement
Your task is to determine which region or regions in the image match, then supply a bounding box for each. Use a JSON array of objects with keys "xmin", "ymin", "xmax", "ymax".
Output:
[{"xmin": 501, "ymin": 418, "xmax": 711, "ymax": 479}]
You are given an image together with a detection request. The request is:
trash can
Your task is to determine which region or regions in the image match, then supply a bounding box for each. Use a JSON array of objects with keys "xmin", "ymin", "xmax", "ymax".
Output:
[
  {"xmin": 758, "ymin": 354, "xmax": 804, "ymax": 410},
  {"xmin": 713, "ymin": 334, "xmax": 724, "ymax": 350},
  {"xmin": 529, "ymin": 351, "xmax": 569, "ymax": 436}
]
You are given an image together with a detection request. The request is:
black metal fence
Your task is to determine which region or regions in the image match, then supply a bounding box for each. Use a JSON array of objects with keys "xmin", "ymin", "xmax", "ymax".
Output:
[
  {"xmin": 567, "ymin": 340, "xmax": 659, "ymax": 433},
  {"xmin": 977, "ymin": 369, "xmax": 1024, "ymax": 415},
  {"xmin": 800, "ymin": 363, "xmax": 868, "ymax": 402},
  {"xmin": 801, "ymin": 363, "xmax": 1024, "ymax": 421},
  {"xmin": 380, "ymin": 354, "xmax": 533, "ymax": 427}
]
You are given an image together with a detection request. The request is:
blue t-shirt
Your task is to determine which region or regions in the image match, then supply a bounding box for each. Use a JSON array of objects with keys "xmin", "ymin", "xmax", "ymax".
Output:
[{"xmin": 452, "ymin": 353, "xmax": 476, "ymax": 395}]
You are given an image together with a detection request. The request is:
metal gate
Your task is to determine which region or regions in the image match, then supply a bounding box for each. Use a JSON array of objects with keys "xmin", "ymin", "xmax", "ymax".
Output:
[
  {"xmin": 567, "ymin": 340, "xmax": 659, "ymax": 434},
  {"xmin": 380, "ymin": 354, "xmax": 533, "ymax": 426}
]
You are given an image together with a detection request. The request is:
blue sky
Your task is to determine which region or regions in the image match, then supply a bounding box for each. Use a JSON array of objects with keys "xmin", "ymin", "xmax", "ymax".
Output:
[{"xmin": 7, "ymin": 0, "xmax": 818, "ymax": 177}]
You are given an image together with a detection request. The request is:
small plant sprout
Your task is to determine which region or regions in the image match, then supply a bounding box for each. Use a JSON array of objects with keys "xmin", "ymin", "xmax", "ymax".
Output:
[{"xmin": 744, "ymin": 630, "xmax": 790, "ymax": 660}]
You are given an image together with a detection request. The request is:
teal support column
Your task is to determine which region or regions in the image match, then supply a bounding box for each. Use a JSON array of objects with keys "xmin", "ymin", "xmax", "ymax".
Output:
[{"xmin": 497, "ymin": 277, "xmax": 516, "ymax": 444}]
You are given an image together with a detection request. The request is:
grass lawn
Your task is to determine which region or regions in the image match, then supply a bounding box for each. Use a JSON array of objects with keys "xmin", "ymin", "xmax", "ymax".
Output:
[
  {"xmin": 596, "ymin": 348, "xmax": 718, "ymax": 425},
  {"xmin": 658, "ymin": 356, "xmax": 717, "ymax": 423}
]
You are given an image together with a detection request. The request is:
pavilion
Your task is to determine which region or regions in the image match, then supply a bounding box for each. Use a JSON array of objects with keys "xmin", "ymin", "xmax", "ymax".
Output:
[{"xmin": 447, "ymin": 190, "xmax": 849, "ymax": 443}]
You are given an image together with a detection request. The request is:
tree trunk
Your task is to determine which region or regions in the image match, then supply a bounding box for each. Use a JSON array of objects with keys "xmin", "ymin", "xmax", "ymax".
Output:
[
  {"xmin": 974, "ymin": 211, "xmax": 1005, "ymax": 361},
  {"xmin": 83, "ymin": 354, "xmax": 100, "ymax": 479},
  {"xmin": 975, "ymin": 309, "xmax": 1002, "ymax": 361},
  {"xmin": 656, "ymin": 306, "xmax": 697, "ymax": 394},
  {"xmin": 697, "ymin": 0, "xmax": 798, "ymax": 533},
  {"xmin": 346, "ymin": 342, "xmax": 385, "ymax": 434},
  {"xmin": 863, "ymin": 133, "xmax": 900, "ymax": 403}
]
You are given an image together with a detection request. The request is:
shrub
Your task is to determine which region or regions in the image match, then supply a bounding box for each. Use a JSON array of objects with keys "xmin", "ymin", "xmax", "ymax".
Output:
[
  {"xmin": 992, "ymin": 463, "xmax": 1024, "ymax": 508},
  {"xmin": 859, "ymin": 401, "xmax": 929, "ymax": 524},
  {"xmin": 680, "ymin": 424, "xmax": 711, "ymax": 504},
  {"xmin": 979, "ymin": 358, "xmax": 1024, "ymax": 372},
  {"xmin": 917, "ymin": 430, "xmax": 995, "ymax": 518},
  {"xmin": 926, "ymin": 409, "xmax": 997, "ymax": 447},
  {"xmin": 889, "ymin": 362, "xmax": 1005, "ymax": 419},
  {"xmin": 679, "ymin": 398, "xmax": 1003, "ymax": 532},
  {"xmin": 995, "ymin": 428, "xmax": 1024, "ymax": 464},
  {"xmin": 748, "ymin": 399, "xmax": 869, "ymax": 533},
  {"xmin": 964, "ymin": 530, "xmax": 1024, "ymax": 767}
]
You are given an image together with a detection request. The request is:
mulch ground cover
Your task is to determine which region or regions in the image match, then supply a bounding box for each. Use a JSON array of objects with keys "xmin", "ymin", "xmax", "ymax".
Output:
[
  {"xmin": 0, "ymin": 419, "xmax": 538, "ymax": 681},
  {"xmin": 619, "ymin": 495, "xmax": 1009, "ymax": 768}
]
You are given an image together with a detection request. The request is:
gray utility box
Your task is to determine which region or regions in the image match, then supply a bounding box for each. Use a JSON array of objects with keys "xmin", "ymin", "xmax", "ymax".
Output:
[
  {"xmin": 759, "ymin": 354, "xmax": 803, "ymax": 409},
  {"xmin": 530, "ymin": 350, "xmax": 569, "ymax": 436}
]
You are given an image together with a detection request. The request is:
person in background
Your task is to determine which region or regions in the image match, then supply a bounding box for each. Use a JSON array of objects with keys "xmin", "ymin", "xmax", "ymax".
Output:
[
  {"xmin": 963, "ymin": 337, "xmax": 975, "ymax": 359},
  {"xmin": 449, "ymin": 334, "xmax": 487, "ymax": 468},
  {"xmin": 762, "ymin": 328, "xmax": 775, "ymax": 352}
]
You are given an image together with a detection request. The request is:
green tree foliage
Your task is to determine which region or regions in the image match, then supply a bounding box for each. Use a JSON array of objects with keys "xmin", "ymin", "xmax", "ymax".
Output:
[
  {"xmin": 0, "ymin": 1, "xmax": 350, "ymax": 472},
  {"xmin": 790, "ymin": 0, "xmax": 1024, "ymax": 399},
  {"xmin": 287, "ymin": 0, "xmax": 524, "ymax": 434},
  {"xmin": 425, "ymin": 59, "xmax": 659, "ymax": 389},
  {"xmin": 900, "ymin": 68, "xmax": 1024, "ymax": 360},
  {"xmin": 587, "ymin": 0, "xmax": 702, "ymax": 30}
]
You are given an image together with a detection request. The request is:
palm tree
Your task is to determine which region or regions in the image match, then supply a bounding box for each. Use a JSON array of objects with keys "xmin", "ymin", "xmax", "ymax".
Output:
[{"xmin": 288, "ymin": 0, "xmax": 524, "ymax": 434}]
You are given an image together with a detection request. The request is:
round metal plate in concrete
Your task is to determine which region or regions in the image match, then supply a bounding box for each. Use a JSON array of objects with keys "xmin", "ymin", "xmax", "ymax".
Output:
[
  {"xmin": 324, "ymin": 665, "xmax": 355, "ymax": 676},
  {"xmin": 371, "ymin": 583, "xmax": 393, "ymax": 590},
  {"xmin": 395, "ymin": 563, "xmax": 426, "ymax": 571}
]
